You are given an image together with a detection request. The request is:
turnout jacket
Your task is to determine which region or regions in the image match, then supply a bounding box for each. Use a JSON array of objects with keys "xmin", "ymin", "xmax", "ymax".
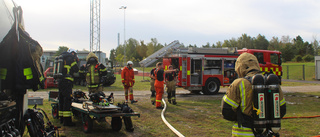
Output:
[
  {"xmin": 85, "ymin": 52, "xmax": 107, "ymax": 88},
  {"xmin": 61, "ymin": 52, "xmax": 79, "ymax": 81},
  {"xmin": 221, "ymin": 53, "xmax": 286, "ymax": 128},
  {"xmin": 121, "ymin": 66, "xmax": 135, "ymax": 84}
]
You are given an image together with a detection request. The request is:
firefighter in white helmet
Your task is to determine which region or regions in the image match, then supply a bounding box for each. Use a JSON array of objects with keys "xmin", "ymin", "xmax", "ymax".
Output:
[{"xmin": 121, "ymin": 61, "xmax": 138, "ymax": 104}]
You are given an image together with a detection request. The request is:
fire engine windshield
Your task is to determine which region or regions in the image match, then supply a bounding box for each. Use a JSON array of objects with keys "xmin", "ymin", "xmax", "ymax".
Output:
[{"xmin": 270, "ymin": 53, "xmax": 280, "ymax": 65}]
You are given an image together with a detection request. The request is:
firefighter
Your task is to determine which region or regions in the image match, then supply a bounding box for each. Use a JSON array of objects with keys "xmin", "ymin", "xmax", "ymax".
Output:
[
  {"xmin": 86, "ymin": 52, "xmax": 107, "ymax": 94},
  {"xmin": 153, "ymin": 62, "xmax": 177, "ymax": 109},
  {"xmin": 165, "ymin": 65, "xmax": 177, "ymax": 105},
  {"xmin": 58, "ymin": 48, "xmax": 79, "ymax": 126},
  {"xmin": 78, "ymin": 64, "xmax": 87, "ymax": 85},
  {"xmin": 221, "ymin": 53, "xmax": 286, "ymax": 137},
  {"xmin": 149, "ymin": 67, "xmax": 157, "ymax": 105},
  {"xmin": 121, "ymin": 61, "xmax": 138, "ymax": 104}
]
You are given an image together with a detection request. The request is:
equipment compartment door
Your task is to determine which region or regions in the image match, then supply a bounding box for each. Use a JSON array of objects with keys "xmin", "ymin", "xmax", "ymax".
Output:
[{"xmin": 190, "ymin": 59, "xmax": 202, "ymax": 85}]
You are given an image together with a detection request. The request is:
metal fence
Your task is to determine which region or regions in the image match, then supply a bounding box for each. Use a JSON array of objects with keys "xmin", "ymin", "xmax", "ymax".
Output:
[{"xmin": 282, "ymin": 65, "xmax": 315, "ymax": 81}]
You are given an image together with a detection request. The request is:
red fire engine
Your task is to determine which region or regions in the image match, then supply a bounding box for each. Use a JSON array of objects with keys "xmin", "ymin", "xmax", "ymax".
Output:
[
  {"xmin": 139, "ymin": 40, "xmax": 282, "ymax": 95},
  {"xmin": 238, "ymin": 49, "xmax": 282, "ymax": 80},
  {"xmin": 162, "ymin": 47, "xmax": 238, "ymax": 95}
]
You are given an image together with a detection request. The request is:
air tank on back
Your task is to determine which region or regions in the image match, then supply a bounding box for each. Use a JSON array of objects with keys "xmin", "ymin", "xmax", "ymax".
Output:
[
  {"xmin": 251, "ymin": 74, "xmax": 267, "ymax": 134},
  {"xmin": 265, "ymin": 74, "xmax": 281, "ymax": 133}
]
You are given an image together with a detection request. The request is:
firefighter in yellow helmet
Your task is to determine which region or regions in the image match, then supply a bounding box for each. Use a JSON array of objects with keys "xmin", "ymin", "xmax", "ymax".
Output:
[
  {"xmin": 85, "ymin": 52, "xmax": 107, "ymax": 94},
  {"xmin": 221, "ymin": 53, "xmax": 286, "ymax": 137}
]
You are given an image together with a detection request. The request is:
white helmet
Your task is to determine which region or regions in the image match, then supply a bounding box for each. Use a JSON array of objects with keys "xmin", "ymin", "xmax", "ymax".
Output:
[
  {"xmin": 68, "ymin": 48, "xmax": 77, "ymax": 54},
  {"xmin": 127, "ymin": 61, "xmax": 133, "ymax": 65}
]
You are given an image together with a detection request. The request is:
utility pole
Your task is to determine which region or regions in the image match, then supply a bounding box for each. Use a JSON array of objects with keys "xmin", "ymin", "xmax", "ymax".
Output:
[
  {"xmin": 119, "ymin": 6, "xmax": 126, "ymax": 65},
  {"xmin": 90, "ymin": 0, "xmax": 101, "ymax": 61}
]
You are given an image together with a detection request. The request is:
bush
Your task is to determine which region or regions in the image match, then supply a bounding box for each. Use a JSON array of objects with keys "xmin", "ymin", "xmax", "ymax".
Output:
[
  {"xmin": 302, "ymin": 54, "xmax": 314, "ymax": 62},
  {"xmin": 292, "ymin": 55, "xmax": 303, "ymax": 62}
]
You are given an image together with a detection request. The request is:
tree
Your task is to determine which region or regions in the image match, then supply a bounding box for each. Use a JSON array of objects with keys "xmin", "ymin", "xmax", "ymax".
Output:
[
  {"xmin": 222, "ymin": 40, "xmax": 231, "ymax": 47},
  {"xmin": 281, "ymin": 35, "xmax": 291, "ymax": 43},
  {"xmin": 281, "ymin": 43, "xmax": 295, "ymax": 62},
  {"xmin": 237, "ymin": 33, "xmax": 254, "ymax": 49},
  {"xmin": 115, "ymin": 54, "xmax": 124, "ymax": 65},
  {"xmin": 312, "ymin": 36, "xmax": 319, "ymax": 55},
  {"xmin": 269, "ymin": 37, "xmax": 280, "ymax": 50},
  {"xmin": 216, "ymin": 41, "xmax": 222, "ymax": 48},
  {"xmin": 253, "ymin": 34, "xmax": 269, "ymax": 50},
  {"xmin": 146, "ymin": 42, "xmax": 155, "ymax": 56},
  {"xmin": 55, "ymin": 46, "xmax": 68, "ymax": 56},
  {"xmin": 188, "ymin": 44, "xmax": 196, "ymax": 47},
  {"xmin": 292, "ymin": 35, "xmax": 313, "ymax": 56},
  {"xmin": 109, "ymin": 49, "xmax": 116, "ymax": 62},
  {"xmin": 136, "ymin": 40, "xmax": 148, "ymax": 59},
  {"xmin": 202, "ymin": 42, "xmax": 210, "ymax": 48}
]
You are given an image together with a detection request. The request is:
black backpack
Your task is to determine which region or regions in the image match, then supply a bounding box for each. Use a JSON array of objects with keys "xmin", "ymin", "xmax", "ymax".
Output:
[{"xmin": 24, "ymin": 105, "xmax": 58, "ymax": 137}]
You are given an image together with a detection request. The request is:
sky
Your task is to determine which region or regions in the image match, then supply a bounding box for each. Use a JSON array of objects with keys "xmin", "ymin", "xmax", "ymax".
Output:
[{"xmin": 14, "ymin": 0, "xmax": 320, "ymax": 58}]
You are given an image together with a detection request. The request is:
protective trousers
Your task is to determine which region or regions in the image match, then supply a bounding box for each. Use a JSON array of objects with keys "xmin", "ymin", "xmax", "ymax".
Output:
[
  {"xmin": 232, "ymin": 123, "xmax": 254, "ymax": 137},
  {"xmin": 124, "ymin": 86, "xmax": 134, "ymax": 101},
  {"xmin": 166, "ymin": 80, "xmax": 176, "ymax": 102},
  {"xmin": 155, "ymin": 80, "xmax": 164, "ymax": 108},
  {"xmin": 150, "ymin": 79, "xmax": 156, "ymax": 103},
  {"xmin": 58, "ymin": 80, "xmax": 73, "ymax": 123}
]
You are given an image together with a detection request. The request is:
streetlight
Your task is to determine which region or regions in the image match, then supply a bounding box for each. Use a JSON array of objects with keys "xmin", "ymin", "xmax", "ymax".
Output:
[{"xmin": 119, "ymin": 6, "xmax": 127, "ymax": 65}]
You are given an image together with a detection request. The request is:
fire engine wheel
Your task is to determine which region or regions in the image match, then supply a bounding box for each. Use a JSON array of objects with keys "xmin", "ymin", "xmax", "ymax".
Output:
[
  {"xmin": 82, "ymin": 115, "xmax": 93, "ymax": 133},
  {"xmin": 203, "ymin": 78, "xmax": 220, "ymax": 95},
  {"xmin": 111, "ymin": 117, "xmax": 122, "ymax": 132}
]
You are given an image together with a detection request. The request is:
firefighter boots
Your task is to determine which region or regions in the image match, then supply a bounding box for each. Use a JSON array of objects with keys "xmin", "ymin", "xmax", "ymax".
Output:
[{"xmin": 131, "ymin": 100, "xmax": 138, "ymax": 104}]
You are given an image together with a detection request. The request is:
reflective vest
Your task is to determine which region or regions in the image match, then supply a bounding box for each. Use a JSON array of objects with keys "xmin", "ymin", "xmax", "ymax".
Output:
[{"xmin": 86, "ymin": 63, "xmax": 107, "ymax": 88}]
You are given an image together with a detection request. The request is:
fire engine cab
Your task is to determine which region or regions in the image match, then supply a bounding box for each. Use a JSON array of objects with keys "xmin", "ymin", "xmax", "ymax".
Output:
[
  {"xmin": 139, "ymin": 40, "xmax": 282, "ymax": 95},
  {"xmin": 238, "ymin": 49, "xmax": 282, "ymax": 81}
]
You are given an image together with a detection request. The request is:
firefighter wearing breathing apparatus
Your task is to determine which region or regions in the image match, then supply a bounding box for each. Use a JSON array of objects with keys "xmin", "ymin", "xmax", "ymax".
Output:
[
  {"xmin": 86, "ymin": 52, "xmax": 107, "ymax": 94},
  {"xmin": 221, "ymin": 53, "xmax": 286, "ymax": 137},
  {"xmin": 58, "ymin": 48, "xmax": 79, "ymax": 126}
]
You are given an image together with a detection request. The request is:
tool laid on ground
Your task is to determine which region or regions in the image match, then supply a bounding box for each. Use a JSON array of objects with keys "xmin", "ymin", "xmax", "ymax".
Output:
[{"xmin": 49, "ymin": 91, "xmax": 140, "ymax": 133}]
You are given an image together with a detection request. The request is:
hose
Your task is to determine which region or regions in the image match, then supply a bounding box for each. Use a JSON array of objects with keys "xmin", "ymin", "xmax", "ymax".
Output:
[
  {"xmin": 161, "ymin": 98, "xmax": 185, "ymax": 137},
  {"xmin": 282, "ymin": 115, "xmax": 320, "ymax": 119}
]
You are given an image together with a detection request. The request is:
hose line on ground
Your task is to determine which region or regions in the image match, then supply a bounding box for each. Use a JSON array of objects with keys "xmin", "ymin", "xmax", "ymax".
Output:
[
  {"xmin": 282, "ymin": 115, "xmax": 320, "ymax": 119},
  {"xmin": 161, "ymin": 98, "xmax": 185, "ymax": 137}
]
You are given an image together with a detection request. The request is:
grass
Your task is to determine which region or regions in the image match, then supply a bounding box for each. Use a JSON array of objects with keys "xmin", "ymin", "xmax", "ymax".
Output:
[
  {"xmin": 23, "ymin": 91, "xmax": 320, "ymax": 137},
  {"xmin": 281, "ymin": 81, "xmax": 318, "ymax": 86},
  {"xmin": 282, "ymin": 62, "xmax": 315, "ymax": 81}
]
